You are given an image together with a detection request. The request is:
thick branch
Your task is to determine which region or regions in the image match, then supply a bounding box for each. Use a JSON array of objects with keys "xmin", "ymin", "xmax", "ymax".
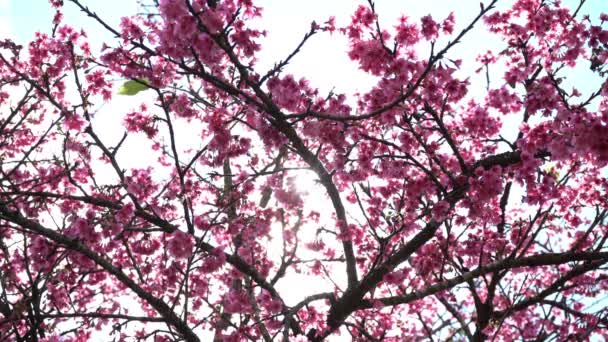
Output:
[
  {"xmin": 362, "ymin": 251, "xmax": 608, "ymax": 309},
  {"xmin": 322, "ymin": 149, "xmax": 550, "ymax": 336},
  {"xmin": 0, "ymin": 206, "xmax": 200, "ymax": 342}
]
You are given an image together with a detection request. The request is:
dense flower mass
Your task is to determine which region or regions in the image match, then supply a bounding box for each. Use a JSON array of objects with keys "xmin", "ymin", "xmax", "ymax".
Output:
[{"xmin": 1, "ymin": 0, "xmax": 608, "ymax": 341}]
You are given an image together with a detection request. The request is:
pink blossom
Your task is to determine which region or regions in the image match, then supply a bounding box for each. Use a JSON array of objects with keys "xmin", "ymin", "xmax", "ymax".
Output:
[
  {"xmin": 167, "ymin": 230, "xmax": 194, "ymax": 259},
  {"xmin": 420, "ymin": 15, "xmax": 439, "ymax": 40}
]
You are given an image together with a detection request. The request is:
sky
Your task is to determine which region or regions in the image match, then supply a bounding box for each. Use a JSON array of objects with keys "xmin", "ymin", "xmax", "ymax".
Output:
[
  {"xmin": 4, "ymin": 0, "xmax": 605, "ymax": 97},
  {"xmin": 1, "ymin": 0, "xmax": 607, "ymax": 340}
]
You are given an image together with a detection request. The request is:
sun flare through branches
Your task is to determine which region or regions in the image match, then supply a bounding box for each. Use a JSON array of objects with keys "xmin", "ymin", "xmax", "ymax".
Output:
[{"xmin": 1, "ymin": 0, "xmax": 608, "ymax": 341}]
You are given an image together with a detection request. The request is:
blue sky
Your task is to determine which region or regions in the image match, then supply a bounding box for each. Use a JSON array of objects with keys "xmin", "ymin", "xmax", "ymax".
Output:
[
  {"xmin": 4, "ymin": 0, "xmax": 605, "ymax": 98},
  {"xmin": 9, "ymin": 0, "xmax": 136, "ymax": 42},
  {"xmin": 6, "ymin": 0, "xmax": 606, "ymax": 41}
]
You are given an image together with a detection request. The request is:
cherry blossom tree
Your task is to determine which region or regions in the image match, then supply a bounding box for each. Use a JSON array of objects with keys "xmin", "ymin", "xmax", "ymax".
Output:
[{"xmin": 1, "ymin": 0, "xmax": 608, "ymax": 340}]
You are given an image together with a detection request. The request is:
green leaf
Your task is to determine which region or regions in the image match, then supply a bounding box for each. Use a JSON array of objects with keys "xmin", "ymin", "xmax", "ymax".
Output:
[
  {"xmin": 117, "ymin": 79, "xmax": 150, "ymax": 96},
  {"xmin": 546, "ymin": 166, "xmax": 559, "ymax": 179}
]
